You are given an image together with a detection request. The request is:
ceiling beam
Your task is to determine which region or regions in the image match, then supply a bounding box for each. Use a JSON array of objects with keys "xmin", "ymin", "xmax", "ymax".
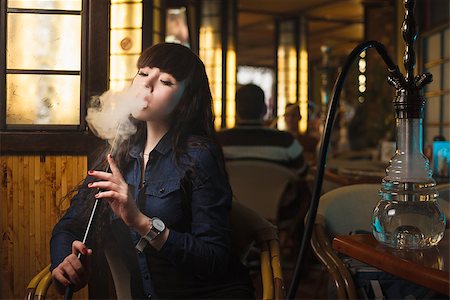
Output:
[
  {"xmin": 310, "ymin": 22, "xmax": 361, "ymax": 36},
  {"xmin": 239, "ymin": 17, "xmax": 274, "ymax": 30},
  {"xmin": 307, "ymin": 16, "xmax": 363, "ymax": 25}
]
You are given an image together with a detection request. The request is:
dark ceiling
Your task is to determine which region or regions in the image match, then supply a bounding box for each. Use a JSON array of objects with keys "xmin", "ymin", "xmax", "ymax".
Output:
[{"xmin": 237, "ymin": 0, "xmax": 371, "ymax": 67}]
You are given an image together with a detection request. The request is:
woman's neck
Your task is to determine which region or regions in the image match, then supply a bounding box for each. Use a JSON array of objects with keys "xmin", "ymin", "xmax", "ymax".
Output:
[{"xmin": 144, "ymin": 121, "xmax": 169, "ymax": 154}]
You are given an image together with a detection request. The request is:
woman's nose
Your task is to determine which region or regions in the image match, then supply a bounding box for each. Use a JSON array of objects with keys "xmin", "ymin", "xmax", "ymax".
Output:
[{"xmin": 144, "ymin": 68, "xmax": 160, "ymax": 90}]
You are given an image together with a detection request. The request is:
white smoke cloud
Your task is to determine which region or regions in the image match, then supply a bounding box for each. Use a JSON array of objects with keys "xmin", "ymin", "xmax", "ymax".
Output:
[{"xmin": 86, "ymin": 85, "xmax": 147, "ymax": 150}]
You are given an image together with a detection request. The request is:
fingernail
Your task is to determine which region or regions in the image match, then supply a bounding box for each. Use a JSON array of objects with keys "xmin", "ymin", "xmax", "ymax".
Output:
[
  {"xmin": 95, "ymin": 194, "xmax": 99, "ymax": 198},
  {"xmin": 64, "ymin": 281, "xmax": 70, "ymax": 286},
  {"xmin": 88, "ymin": 183, "xmax": 92, "ymax": 187},
  {"xmin": 82, "ymin": 248, "xmax": 87, "ymax": 255},
  {"xmin": 88, "ymin": 170, "xmax": 93, "ymax": 174}
]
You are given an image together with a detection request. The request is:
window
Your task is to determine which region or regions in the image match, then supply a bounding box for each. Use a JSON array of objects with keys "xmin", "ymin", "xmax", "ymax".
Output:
[
  {"xmin": 421, "ymin": 25, "xmax": 450, "ymax": 143},
  {"xmin": 0, "ymin": 0, "xmax": 109, "ymax": 153},
  {"xmin": 1, "ymin": 0, "xmax": 86, "ymax": 130}
]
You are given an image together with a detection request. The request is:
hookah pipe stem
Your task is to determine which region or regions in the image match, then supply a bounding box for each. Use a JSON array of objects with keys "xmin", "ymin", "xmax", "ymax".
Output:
[
  {"xmin": 286, "ymin": 40, "xmax": 398, "ymax": 299},
  {"xmin": 64, "ymin": 124, "xmax": 122, "ymax": 300}
]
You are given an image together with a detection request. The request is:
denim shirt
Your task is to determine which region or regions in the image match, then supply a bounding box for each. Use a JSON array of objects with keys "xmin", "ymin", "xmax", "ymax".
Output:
[{"xmin": 50, "ymin": 132, "xmax": 236, "ymax": 299}]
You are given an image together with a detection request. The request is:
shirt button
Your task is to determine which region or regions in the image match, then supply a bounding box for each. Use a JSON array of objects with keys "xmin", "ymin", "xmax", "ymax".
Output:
[
  {"xmin": 159, "ymin": 187, "xmax": 165, "ymax": 193},
  {"xmin": 147, "ymin": 293, "xmax": 152, "ymax": 298}
]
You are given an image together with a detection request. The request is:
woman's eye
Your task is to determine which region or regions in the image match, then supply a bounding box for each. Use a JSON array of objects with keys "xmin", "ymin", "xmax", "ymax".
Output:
[
  {"xmin": 160, "ymin": 80, "xmax": 174, "ymax": 87},
  {"xmin": 138, "ymin": 71, "xmax": 148, "ymax": 76}
]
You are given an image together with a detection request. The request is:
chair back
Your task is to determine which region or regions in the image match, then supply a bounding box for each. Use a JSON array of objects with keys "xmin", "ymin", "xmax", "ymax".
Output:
[
  {"xmin": 226, "ymin": 160, "xmax": 299, "ymax": 220},
  {"xmin": 317, "ymin": 184, "xmax": 381, "ymax": 236},
  {"xmin": 230, "ymin": 201, "xmax": 283, "ymax": 300}
]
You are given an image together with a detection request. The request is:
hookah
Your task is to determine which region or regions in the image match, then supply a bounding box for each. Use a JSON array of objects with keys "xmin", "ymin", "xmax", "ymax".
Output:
[{"xmin": 287, "ymin": 0, "xmax": 446, "ymax": 298}]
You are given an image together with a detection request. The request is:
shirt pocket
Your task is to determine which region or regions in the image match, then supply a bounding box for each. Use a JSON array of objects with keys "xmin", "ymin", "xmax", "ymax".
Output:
[{"xmin": 143, "ymin": 178, "xmax": 184, "ymax": 225}]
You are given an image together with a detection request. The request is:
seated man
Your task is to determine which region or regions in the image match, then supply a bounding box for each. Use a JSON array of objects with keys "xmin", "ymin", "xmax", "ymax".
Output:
[{"xmin": 218, "ymin": 84, "xmax": 308, "ymax": 177}]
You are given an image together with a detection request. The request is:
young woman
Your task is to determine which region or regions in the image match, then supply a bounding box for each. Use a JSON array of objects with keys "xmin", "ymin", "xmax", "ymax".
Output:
[{"xmin": 50, "ymin": 43, "xmax": 254, "ymax": 299}]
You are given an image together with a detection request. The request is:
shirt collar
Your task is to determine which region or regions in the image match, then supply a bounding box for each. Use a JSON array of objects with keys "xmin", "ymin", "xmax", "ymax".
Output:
[{"xmin": 128, "ymin": 130, "xmax": 173, "ymax": 159}]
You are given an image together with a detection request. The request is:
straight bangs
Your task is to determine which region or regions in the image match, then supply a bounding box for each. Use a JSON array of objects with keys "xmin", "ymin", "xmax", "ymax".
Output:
[{"xmin": 137, "ymin": 43, "xmax": 195, "ymax": 81}]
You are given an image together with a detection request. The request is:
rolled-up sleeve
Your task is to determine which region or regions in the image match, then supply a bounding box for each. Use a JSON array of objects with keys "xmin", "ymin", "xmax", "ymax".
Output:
[{"xmin": 158, "ymin": 146, "xmax": 232, "ymax": 279}]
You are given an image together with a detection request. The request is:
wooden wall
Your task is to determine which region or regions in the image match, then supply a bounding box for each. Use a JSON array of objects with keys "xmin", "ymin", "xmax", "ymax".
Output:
[{"xmin": 1, "ymin": 155, "xmax": 89, "ymax": 299}]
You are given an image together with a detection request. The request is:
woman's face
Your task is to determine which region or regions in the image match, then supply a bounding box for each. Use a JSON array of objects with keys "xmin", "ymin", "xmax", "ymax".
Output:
[{"xmin": 131, "ymin": 66, "xmax": 186, "ymax": 122}]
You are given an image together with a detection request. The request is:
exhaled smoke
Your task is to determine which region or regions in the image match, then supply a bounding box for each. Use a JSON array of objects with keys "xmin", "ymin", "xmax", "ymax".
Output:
[{"xmin": 86, "ymin": 85, "xmax": 148, "ymax": 149}]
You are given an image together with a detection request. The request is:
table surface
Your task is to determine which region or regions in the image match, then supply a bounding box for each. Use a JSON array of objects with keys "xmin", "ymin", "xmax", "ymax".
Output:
[{"xmin": 332, "ymin": 230, "xmax": 450, "ymax": 296}]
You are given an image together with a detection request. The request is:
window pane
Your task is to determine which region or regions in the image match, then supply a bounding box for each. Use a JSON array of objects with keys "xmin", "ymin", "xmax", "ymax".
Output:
[
  {"xmin": 444, "ymin": 28, "xmax": 449, "ymax": 59},
  {"xmin": 426, "ymin": 65, "xmax": 441, "ymax": 92},
  {"xmin": 111, "ymin": 0, "xmax": 140, "ymax": 3},
  {"xmin": 110, "ymin": 29, "xmax": 142, "ymax": 55},
  {"xmin": 444, "ymin": 94, "xmax": 450, "ymax": 124},
  {"xmin": 7, "ymin": 0, "xmax": 81, "ymax": 10},
  {"xmin": 426, "ymin": 33, "xmax": 441, "ymax": 62},
  {"xmin": 109, "ymin": 54, "xmax": 139, "ymax": 80},
  {"xmin": 426, "ymin": 97, "xmax": 440, "ymax": 124},
  {"xmin": 7, "ymin": 13, "xmax": 81, "ymax": 70},
  {"xmin": 110, "ymin": 3, "xmax": 142, "ymax": 29},
  {"xmin": 6, "ymin": 74, "xmax": 80, "ymax": 125},
  {"xmin": 444, "ymin": 62, "xmax": 449, "ymax": 90}
]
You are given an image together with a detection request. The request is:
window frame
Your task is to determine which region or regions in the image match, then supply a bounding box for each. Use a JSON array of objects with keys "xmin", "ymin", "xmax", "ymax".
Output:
[
  {"xmin": 419, "ymin": 22, "xmax": 450, "ymax": 143},
  {"xmin": 0, "ymin": 0, "xmax": 109, "ymax": 153}
]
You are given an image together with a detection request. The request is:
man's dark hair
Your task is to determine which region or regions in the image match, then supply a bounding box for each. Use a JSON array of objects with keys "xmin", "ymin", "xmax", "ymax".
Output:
[{"xmin": 235, "ymin": 84, "xmax": 266, "ymax": 120}]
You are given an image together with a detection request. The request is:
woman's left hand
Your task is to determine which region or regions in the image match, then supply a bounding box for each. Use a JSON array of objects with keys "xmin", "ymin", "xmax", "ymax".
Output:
[{"xmin": 88, "ymin": 154, "xmax": 147, "ymax": 231}]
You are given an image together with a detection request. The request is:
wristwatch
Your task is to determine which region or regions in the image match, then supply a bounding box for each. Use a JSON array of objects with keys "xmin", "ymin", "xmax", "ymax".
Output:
[{"xmin": 135, "ymin": 217, "xmax": 166, "ymax": 252}]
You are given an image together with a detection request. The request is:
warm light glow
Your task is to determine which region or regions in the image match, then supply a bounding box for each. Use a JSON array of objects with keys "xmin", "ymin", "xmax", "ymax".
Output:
[
  {"xmin": 277, "ymin": 47, "xmax": 286, "ymax": 129},
  {"xmin": 226, "ymin": 49, "xmax": 236, "ymax": 128},
  {"xmin": 8, "ymin": 0, "xmax": 81, "ymax": 10},
  {"xmin": 299, "ymin": 49, "xmax": 308, "ymax": 133},
  {"xmin": 7, "ymin": 74, "xmax": 80, "ymax": 125},
  {"xmin": 277, "ymin": 46, "xmax": 297, "ymax": 129},
  {"xmin": 109, "ymin": 1, "xmax": 142, "ymax": 91},
  {"xmin": 200, "ymin": 24, "xmax": 223, "ymax": 130},
  {"xmin": 358, "ymin": 52, "xmax": 366, "ymax": 95}
]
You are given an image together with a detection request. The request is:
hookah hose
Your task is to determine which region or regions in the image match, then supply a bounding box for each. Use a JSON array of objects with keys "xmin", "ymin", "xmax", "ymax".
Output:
[{"xmin": 286, "ymin": 40, "xmax": 400, "ymax": 299}]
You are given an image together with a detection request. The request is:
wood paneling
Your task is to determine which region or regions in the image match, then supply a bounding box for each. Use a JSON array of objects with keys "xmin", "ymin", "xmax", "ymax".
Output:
[{"xmin": 0, "ymin": 155, "xmax": 89, "ymax": 299}]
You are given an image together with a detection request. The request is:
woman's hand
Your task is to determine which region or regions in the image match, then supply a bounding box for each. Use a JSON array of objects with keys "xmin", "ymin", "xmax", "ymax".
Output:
[
  {"xmin": 51, "ymin": 241, "xmax": 92, "ymax": 294},
  {"xmin": 88, "ymin": 154, "xmax": 148, "ymax": 232}
]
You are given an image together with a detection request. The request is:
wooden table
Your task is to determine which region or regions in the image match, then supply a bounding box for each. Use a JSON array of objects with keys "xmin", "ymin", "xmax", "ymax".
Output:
[{"xmin": 332, "ymin": 230, "xmax": 450, "ymax": 296}]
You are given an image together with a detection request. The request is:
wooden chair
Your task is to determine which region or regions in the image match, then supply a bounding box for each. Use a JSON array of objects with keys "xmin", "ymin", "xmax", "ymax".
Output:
[
  {"xmin": 25, "ymin": 202, "xmax": 284, "ymax": 300},
  {"xmin": 311, "ymin": 184, "xmax": 381, "ymax": 299}
]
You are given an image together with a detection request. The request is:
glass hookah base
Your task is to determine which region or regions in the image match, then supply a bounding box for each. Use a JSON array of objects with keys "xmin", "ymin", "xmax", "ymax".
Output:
[{"xmin": 372, "ymin": 200, "xmax": 446, "ymax": 250}]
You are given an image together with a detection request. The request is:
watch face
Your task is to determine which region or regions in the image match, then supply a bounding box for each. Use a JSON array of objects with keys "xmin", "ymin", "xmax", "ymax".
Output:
[{"xmin": 152, "ymin": 218, "xmax": 165, "ymax": 231}]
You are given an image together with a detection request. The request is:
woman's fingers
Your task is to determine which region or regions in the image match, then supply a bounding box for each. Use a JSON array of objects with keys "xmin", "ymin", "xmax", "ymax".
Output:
[
  {"xmin": 88, "ymin": 180, "xmax": 120, "ymax": 192},
  {"xmin": 72, "ymin": 240, "xmax": 89, "ymax": 256},
  {"xmin": 88, "ymin": 169, "xmax": 112, "ymax": 181},
  {"xmin": 62, "ymin": 257, "xmax": 82, "ymax": 286},
  {"xmin": 107, "ymin": 154, "xmax": 123, "ymax": 180},
  {"xmin": 52, "ymin": 268, "xmax": 71, "ymax": 287},
  {"xmin": 94, "ymin": 190, "xmax": 121, "ymax": 201}
]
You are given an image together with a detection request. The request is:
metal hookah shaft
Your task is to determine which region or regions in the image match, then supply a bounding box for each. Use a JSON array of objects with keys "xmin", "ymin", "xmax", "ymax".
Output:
[{"xmin": 64, "ymin": 164, "xmax": 110, "ymax": 300}]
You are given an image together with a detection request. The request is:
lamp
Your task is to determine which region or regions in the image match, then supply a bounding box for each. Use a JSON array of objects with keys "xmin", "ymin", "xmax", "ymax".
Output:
[{"xmin": 287, "ymin": 0, "xmax": 446, "ymax": 298}]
